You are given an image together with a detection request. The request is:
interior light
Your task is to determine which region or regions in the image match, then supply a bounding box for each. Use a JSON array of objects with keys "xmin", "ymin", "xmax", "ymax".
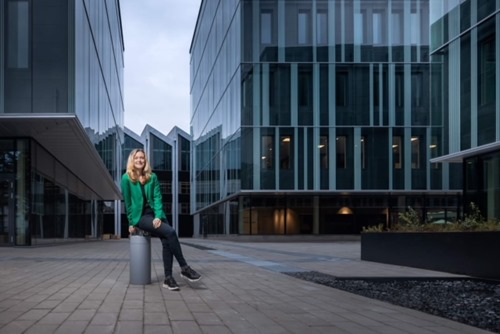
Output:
[
  {"xmin": 429, "ymin": 144, "xmax": 437, "ymax": 148},
  {"xmin": 337, "ymin": 207, "xmax": 353, "ymax": 215},
  {"xmin": 282, "ymin": 137, "xmax": 290, "ymax": 142},
  {"xmin": 411, "ymin": 137, "xmax": 418, "ymax": 141}
]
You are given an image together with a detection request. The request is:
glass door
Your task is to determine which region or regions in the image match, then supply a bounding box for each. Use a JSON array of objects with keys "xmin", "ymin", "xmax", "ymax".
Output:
[{"xmin": 0, "ymin": 178, "xmax": 14, "ymax": 245}]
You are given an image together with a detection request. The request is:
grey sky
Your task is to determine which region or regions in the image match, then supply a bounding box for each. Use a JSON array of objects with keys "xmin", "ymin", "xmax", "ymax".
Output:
[{"xmin": 121, "ymin": 0, "xmax": 201, "ymax": 135}]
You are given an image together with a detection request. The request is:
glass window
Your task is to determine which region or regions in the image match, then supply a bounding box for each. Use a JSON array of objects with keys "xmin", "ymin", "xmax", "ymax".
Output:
[
  {"xmin": 396, "ymin": 72, "xmax": 404, "ymax": 108},
  {"xmin": 354, "ymin": 12, "xmax": 365, "ymax": 44},
  {"xmin": 7, "ymin": 1, "xmax": 29, "ymax": 68},
  {"xmin": 280, "ymin": 136, "xmax": 292, "ymax": 170},
  {"xmin": 411, "ymin": 136, "xmax": 420, "ymax": 169},
  {"xmin": 479, "ymin": 34, "xmax": 495, "ymax": 106},
  {"xmin": 298, "ymin": 10, "xmax": 310, "ymax": 45},
  {"xmin": 298, "ymin": 70, "xmax": 312, "ymax": 107},
  {"xmin": 165, "ymin": 181, "xmax": 172, "ymax": 193},
  {"xmin": 336, "ymin": 73, "xmax": 348, "ymax": 107},
  {"xmin": 391, "ymin": 12, "xmax": 402, "ymax": 45},
  {"xmin": 261, "ymin": 11, "xmax": 273, "ymax": 45},
  {"xmin": 316, "ymin": 10, "xmax": 328, "ymax": 45},
  {"xmin": 412, "ymin": 72, "xmax": 422, "ymax": 107},
  {"xmin": 411, "ymin": 13, "xmax": 420, "ymax": 45},
  {"xmin": 477, "ymin": 0, "xmax": 496, "ymax": 21},
  {"xmin": 430, "ymin": 136, "xmax": 439, "ymax": 169},
  {"xmin": 373, "ymin": 12, "xmax": 383, "ymax": 45},
  {"xmin": 261, "ymin": 135, "xmax": 274, "ymax": 169},
  {"xmin": 360, "ymin": 137, "xmax": 366, "ymax": 169},
  {"xmin": 393, "ymin": 136, "xmax": 402, "ymax": 169},
  {"xmin": 335, "ymin": 1, "xmax": 342, "ymax": 46},
  {"xmin": 336, "ymin": 136, "xmax": 346, "ymax": 169},
  {"xmin": 180, "ymin": 182, "xmax": 190, "ymax": 194},
  {"xmin": 180, "ymin": 137, "xmax": 190, "ymax": 171},
  {"xmin": 319, "ymin": 136, "xmax": 328, "ymax": 169},
  {"xmin": 180, "ymin": 203, "xmax": 190, "ymax": 214},
  {"xmin": 477, "ymin": 19, "xmax": 496, "ymax": 145},
  {"xmin": 150, "ymin": 135, "xmax": 172, "ymax": 171},
  {"xmin": 160, "ymin": 180, "xmax": 170, "ymax": 194}
]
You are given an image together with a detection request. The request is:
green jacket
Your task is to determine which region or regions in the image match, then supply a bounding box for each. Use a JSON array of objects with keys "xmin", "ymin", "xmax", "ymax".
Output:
[{"xmin": 121, "ymin": 172, "xmax": 166, "ymax": 226}]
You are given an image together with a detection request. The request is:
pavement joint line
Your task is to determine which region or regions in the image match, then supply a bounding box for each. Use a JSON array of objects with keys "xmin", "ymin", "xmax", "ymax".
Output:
[
  {"xmin": 208, "ymin": 249, "xmax": 308, "ymax": 273},
  {"xmin": 191, "ymin": 240, "xmax": 357, "ymax": 263}
]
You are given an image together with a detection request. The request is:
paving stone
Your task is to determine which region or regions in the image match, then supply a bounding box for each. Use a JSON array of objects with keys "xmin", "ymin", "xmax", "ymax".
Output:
[
  {"xmin": 54, "ymin": 320, "xmax": 89, "ymax": 334},
  {"xmin": 0, "ymin": 239, "xmax": 493, "ymax": 334},
  {"xmin": 38, "ymin": 312, "xmax": 70, "ymax": 325},
  {"xmin": 68, "ymin": 309, "xmax": 96, "ymax": 321}
]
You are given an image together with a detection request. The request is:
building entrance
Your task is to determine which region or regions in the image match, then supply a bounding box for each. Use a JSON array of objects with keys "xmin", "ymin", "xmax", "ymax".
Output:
[{"xmin": 0, "ymin": 177, "xmax": 15, "ymax": 245}]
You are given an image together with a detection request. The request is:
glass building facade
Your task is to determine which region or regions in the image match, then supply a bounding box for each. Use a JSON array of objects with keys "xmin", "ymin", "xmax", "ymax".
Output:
[
  {"xmin": 430, "ymin": 0, "xmax": 500, "ymax": 221},
  {"xmin": 0, "ymin": 0, "xmax": 124, "ymax": 245},
  {"xmin": 190, "ymin": 0, "xmax": 461, "ymax": 236}
]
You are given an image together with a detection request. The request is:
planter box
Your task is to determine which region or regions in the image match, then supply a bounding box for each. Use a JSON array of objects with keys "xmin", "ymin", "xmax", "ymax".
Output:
[{"xmin": 361, "ymin": 232, "xmax": 500, "ymax": 279}]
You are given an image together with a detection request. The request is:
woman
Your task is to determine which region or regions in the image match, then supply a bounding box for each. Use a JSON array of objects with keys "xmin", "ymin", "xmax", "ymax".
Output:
[{"xmin": 121, "ymin": 149, "xmax": 201, "ymax": 290}]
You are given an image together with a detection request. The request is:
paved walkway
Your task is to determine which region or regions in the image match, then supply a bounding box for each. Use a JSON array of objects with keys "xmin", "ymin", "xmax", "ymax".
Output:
[{"xmin": 0, "ymin": 237, "xmax": 491, "ymax": 334}]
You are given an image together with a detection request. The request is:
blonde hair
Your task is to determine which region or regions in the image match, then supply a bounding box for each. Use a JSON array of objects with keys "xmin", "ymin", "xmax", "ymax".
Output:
[{"xmin": 126, "ymin": 149, "xmax": 152, "ymax": 184}]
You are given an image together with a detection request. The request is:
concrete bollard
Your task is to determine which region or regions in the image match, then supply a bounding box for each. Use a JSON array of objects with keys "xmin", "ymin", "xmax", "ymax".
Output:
[{"xmin": 129, "ymin": 234, "xmax": 151, "ymax": 285}]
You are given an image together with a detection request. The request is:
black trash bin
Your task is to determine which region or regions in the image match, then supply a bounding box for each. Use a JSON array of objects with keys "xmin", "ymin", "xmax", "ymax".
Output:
[{"xmin": 129, "ymin": 233, "xmax": 151, "ymax": 285}]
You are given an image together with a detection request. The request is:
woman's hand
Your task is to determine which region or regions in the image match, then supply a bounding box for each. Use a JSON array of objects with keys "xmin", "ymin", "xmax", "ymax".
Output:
[
  {"xmin": 128, "ymin": 226, "xmax": 136, "ymax": 234},
  {"xmin": 153, "ymin": 218, "xmax": 162, "ymax": 229}
]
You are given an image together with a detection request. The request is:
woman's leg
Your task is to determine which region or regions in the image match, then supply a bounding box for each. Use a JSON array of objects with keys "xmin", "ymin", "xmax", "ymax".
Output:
[
  {"xmin": 154, "ymin": 221, "xmax": 188, "ymax": 269},
  {"xmin": 136, "ymin": 214, "xmax": 176, "ymax": 278},
  {"xmin": 159, "ymin": 237, "xmax": 173, "ymax": 277},
  {"xmin": 156, "ymin": 223, "xmax": 200, "ymax": 281}
]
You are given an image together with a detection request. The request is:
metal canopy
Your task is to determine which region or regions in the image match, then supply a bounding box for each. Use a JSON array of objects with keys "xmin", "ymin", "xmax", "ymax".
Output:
[
  {"xmin": 0, "ymin": 114, "xmax": 122, "ymax": 200},
  {"xmin": 430, "ymin": 141, "xmax": 500, "ymax": 163}
]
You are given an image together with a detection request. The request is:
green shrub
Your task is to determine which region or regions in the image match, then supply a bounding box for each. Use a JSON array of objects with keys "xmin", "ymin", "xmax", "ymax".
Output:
[
  {"xmin": 362, "ymin": 202, "xmax": 500, "ymax": 233},
  {"xmin": 362, "ymin": 224, "xmax": 385, "ymax": 233},
  {"xmin": 396, "ymin": 207, "xmax": 423, "ymax": 230}
]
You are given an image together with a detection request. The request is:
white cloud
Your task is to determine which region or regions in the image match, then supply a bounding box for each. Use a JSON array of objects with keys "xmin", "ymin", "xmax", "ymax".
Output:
[{"xmin": 121, "ymin": 0, "xmax": 201, "ymax": 135}]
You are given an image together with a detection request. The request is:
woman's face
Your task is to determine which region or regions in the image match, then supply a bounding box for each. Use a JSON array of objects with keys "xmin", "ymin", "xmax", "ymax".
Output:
[{"xmin": 133, "ymin": 151, "xmax": 146, "ymax": 171}]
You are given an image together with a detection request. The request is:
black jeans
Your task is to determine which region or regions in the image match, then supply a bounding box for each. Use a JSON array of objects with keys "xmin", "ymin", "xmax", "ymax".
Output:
[{"xmin": 136, "ymin": 210, "xmax": 187, "ymax": 277}]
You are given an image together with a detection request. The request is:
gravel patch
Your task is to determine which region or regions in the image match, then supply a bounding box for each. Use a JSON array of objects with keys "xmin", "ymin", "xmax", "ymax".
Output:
[{"xmin": 286, "ymin": 271, "xmax": 500, "ymax": 333}]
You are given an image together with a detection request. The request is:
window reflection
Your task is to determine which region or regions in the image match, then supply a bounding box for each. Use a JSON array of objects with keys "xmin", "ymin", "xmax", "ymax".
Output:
[
  {"xmin": 361, "ymin": 137, "xmax": 366, "ymax": 169},
  {"xmin": 316, "ymin": 10, "xmax": 328, "ymax": 45},
  {"xmin": 261, "ymin": 135, "xmax": 274, "ymax": 169},
  {"xmin": 319, "ymin": 136, "xmax": 328, "ymax": 169},
  {"xmin": 280, "ymin": 136, "xmax": 292, "ymax": 170},
  {"xmin": 298, "ymin": 10, "xmax": 310, "ymax": 45},
  {"xmin": 151, "ymin": 134, "xmax": 172, "ymax": 171},
  {"xmin": 180, "ymin": 137, "xmax": 190, "ymax": 171},
  {"xmin": 354, "ymin": 11, "xmax": 366, "ymax": 44},
  {"xmin": 411, "ymin": 12, "xmax": 420, "ymax": 45},
  {"xmin": 393, "ymin": 136, "xmax": 402, "ymax": 169},
  {"xmin": 411, "ymin": 136, "xmax": 420, "ymax": 169},
  {"xmin": 373, "ymin": 11, "xmax": 384, "ymax": 45},
  {"xmin": 261, "ymin": 10, "xmax": 273, "ymax": 45},
  {"xmin": 391, "ymin": 11, "xmax": 402, "ymax": 45},
  {"xmin": 430, "ymin": 136, "xmax": 439, "ymax": 169},
  {"xmin": 7, "ymin": 1, "xmax": 29, "ymax": 69}
]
